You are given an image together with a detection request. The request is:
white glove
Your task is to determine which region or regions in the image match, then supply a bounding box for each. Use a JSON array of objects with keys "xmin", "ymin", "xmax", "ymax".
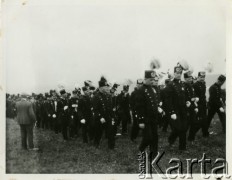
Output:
[
  {"xmin": 139, "ymin": 123, "xmax": 145, "ymax": 129},
  {"xmin": 64, "ymin": 106, "xmax": 68, "ymax": 110},
  {"xmin": 112, "ymin": 121, "xmax": 115, "ymax": 125},
  {"xmin": 159, "ymin": 102, "xmax": 163, "ymax": 106},
  {"xmin": 48, "ymin": 114, "xmax": 51, "ymax": 117},
  {"xmin": 100, "ymin": 118, "xmax": 106, "ymax": 124},
  {"xmin": 80, "ymin": 119, "xmax": 86, "ymax": 124},
  {"xmin": 72, "ymin": 104, "xmax": 78, "ymax": 108},
  {"xmin": 171, "ymin": 114, "xmax": 177, "ymax": 120},
  {"xmin": 71, "ymin": 115, "xmax": 74, "ymax": 119},
  {"xmin": 52, "ymin": 114, "xmax": 56, "ymax": 118},
  {"xmin": 186, "ymin": 101, "xmax": 191, "ymax": 107},
  {"xmin": 219, "ymin": 107, "xmax": 225, "ymax": 113},
  {"xmin": 194, "ymin": 108, "xmax": 198, "ymax": 113},
  {"xmin": 158, "ymin": 107, "xmax": 163, "ymax": 113},
  {"xmin": 195, "ymin": 97, "xmax": 199, "ymax": 102}
]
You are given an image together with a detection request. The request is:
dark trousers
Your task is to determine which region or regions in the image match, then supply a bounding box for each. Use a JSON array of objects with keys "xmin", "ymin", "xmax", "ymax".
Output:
[
  {"xmin": 188, "ymin": 110, "xmax": 201, "ymax": 141},
  {"xmin": 168, "ymin": 129, "xmax": 186, "ymax": 150},
  {"xmin": 162, "ymin": 114, "xmax": 170, "ymax": 132},
  {"xmin": 130, "ymin": 113, "xmax": 140, "ymax": 141},
  {"xmin": 169, "ymin": 112, "xmax": 187, "ymax": 150},
  {"xmin": 94, "ymin": 121, "xmax": 115, "ymax": 149},
  {"xmin": 207, "ymin": 106, "xmax": 226, "ymax": 133},
  {"xmin": 139, "ymin": 122, "xmax": 158, "ymax": 157},
  {"xmin": 19, "ymin": 124, "xmax": 34, "ymax": 149},
  {"xmin": 119, "ymin": 110, "xmax": 131, "ymax": 134}
]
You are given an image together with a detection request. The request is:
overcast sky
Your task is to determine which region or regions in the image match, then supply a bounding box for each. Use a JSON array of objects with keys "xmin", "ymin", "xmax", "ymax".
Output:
[{"xmin": 3, "ymin": 0, "xmax": 227, "ymax": 94}]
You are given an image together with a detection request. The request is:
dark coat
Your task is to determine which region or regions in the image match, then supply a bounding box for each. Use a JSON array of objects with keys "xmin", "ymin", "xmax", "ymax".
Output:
[
  {"xmin": 92, "ymin": 91, "xmax": 114, "ymax": 123},
  {"xmin": 208, "ymin": 83, "xmax": 224, "ymax": 109},
  {"xmin": 135, "ymin": 84, "xmax": 159, "ymax": 124}
]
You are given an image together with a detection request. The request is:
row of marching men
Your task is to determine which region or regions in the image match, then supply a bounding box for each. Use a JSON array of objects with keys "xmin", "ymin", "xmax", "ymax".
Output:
[
  {"xmin": 6, "ymin": 62, "xmax": 226, "ymax": 153},
  {"xmin": 30, "ymin": 78, "xmax": 136, "ymax": 149},
  {"xmin": 132, "ymin": 60, "xmax": 226, "ymax": 159}
]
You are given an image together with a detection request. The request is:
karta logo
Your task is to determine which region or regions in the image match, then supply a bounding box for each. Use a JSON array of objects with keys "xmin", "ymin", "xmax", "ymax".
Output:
[{"xmin": 138, "ymin": 151, "xmax": 231, "ymax": 179}]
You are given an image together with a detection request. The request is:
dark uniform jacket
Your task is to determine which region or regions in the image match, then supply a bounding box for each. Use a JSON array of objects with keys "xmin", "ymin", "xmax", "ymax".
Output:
[
  {"xmin": 93, "ymin": 91, "xmax": 114, "ymax": 123},
  {"xmin": 44, "ymin": 99, "xmax": 54, "ymax": 117},
  {"xmin": 117, "ymin": 91, "xmax": 130, "ymax": 113},
  {"xmin": 208, "ymin": 83, "xmax": 224, "ymax": 109},
  {"xmin": 57, "ymin": 97, "xmax": 69, "ymax": 125},
  {"xmin": 193, "ymin": 81, "xmax": 206, "ymax": 108},
  {"xmin": 130, "ymin": 88, "xmax": 138, "ymax": 112},
  {"xmin": 166, "ymin": 79, "xmax": 186, "ymax": 115},
  {"xmin": 185, "ymin": 83, "xmax": 197, "ymax": 110},
  {"xmin": 78, "ymin": 95, "xmax": 94, "ymax": 125},
  {"xmin": 135, "ymin": 85, "xmax": 159, "ymax": 124},
  {"xmin": 160, "ymin": 86, "xmax": 170, "ymax": 113}
]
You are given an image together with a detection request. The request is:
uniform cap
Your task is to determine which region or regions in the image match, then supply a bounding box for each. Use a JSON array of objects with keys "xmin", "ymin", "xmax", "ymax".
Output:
[
  {"xmin": 145, "ymin": 70, "xmax": 158, "ymax": 79},
  {"xmin": 198, "ymin": 71, "xmax": 206, "ymax": 77},
  {"xmin": 218, "ymin": 74, "xmax": 226, "ymax": 82}
]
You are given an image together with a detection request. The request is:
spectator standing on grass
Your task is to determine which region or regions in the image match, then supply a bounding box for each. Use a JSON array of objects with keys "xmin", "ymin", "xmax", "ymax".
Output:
[
  {"xmin": 207, "ymin": 74, "xmax": 226, "ymax": 134},
  {"xmin": 15, "ymin": 93, "xmax": 39, "ymax": 151}
]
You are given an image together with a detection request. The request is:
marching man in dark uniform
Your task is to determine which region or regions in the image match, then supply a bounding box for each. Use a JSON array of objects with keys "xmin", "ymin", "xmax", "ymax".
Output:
[
  {"xmin": 68, "ymin": 89, "xmax": 80, "ymax": 139},
  {"xmin": 51, "ymin": 90, "xmax": 60, "ymax": 134},
  {"xmin": 207, "ymin": 75, "xmax": 226, "ymax": 134},
  {"xmin": 117, "ymin": 85, "xmax": 131, "ymax": 135},
  {"xmin": 193, "ymin": 71, "xmax": 208, "ymax": 137},
  {"xmin": 183, "ymin": 71, "xmax": 199, "ymax": 143},
  {"xmin": 92, "ymin": 76, "xmax": 115, "ymax": 149},
  {"xmin": 160, "ymin": 78, "xmax": 171, "ymax": 132},
  {"xmin": 130, "ymin": 79, "xmax": 143, "ymax": 142},
  {"xmin": 110, "ymin": 83, "xmax": 120, "ymax": 137},
  {"xmin": 166, "ymin": 64, "xmax": 188, "ymax": 151},
  {"xmin": 135, "ymin": 69, "xmax": 161, "ymax": 158},
  {"xmin": 78, "ymin": 81, "xmax": 96, "ymax": 143},
  {"xmin": 57, "ymin": 88, "xmax": 70, "ymax": 141},
  {"xmin": 44, "ymin": 93, "xmax": 54, "ymax": 130}
]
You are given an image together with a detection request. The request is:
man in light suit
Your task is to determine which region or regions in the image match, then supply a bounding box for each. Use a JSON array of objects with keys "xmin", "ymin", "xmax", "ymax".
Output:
[{"xmin": 15, "ymin": 93, "xmax": 38, "ymax": 151}]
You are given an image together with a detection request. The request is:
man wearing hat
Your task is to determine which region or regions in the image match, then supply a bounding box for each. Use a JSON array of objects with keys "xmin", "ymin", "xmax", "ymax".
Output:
[
  {"xmin": 110, "ymin": 83, "xmax": 120, "ymax": 137},
  {"xmin": 117, "ymin": 84, "xmax": 131, "ymax": 135},
  {"xmin": 15, "ymin": 93, "xmax": 38, "ymax": 150},
  {"xmin": 207, "ymin": 75, "xmax": 226, "ymax": 134},
  {"xmin": 35, "ymin": 94, "xmax": 44, "ymax": 128},
  {"xmin": 43, "ymin": 93, "xmax": 54, "ymax": 130},
  {"xmin": 193, "ymin": 71, "xmax": 208, "ymax": 137},
  {"xmin": 130, "ymin": 79, "xmax": 143, "ymax": 142},
  {"xmin": 183, "ymin": 72, "xmax": 199, "ymax": 143},
  {"xmin": 78, "ymin": 85, "xmax": 95, "ymax": 143},
  {"xmin": 135, "ymin": 70, "xmax": 160, "ymax": 158},
  {"xmin": 92, "ymin": 76, "xmax": 115, "ymax": 149},
  {"xmin": 51, "ymin": 91, "xmax": 60, "ymax": 134},
  {"xmin": 68, "ymin": 89, "xmax": 80, "ymax": 139},
  {"xmin": 160, "ymin": 78, "xmax": 171, "ymax": 132},
  {"xmin": 166, "ymin": 66, "xmax": 188, "ymax": 151},
  {"xmin": 57, "ymin": 88, "xmax": 70, "ymax": 141}
]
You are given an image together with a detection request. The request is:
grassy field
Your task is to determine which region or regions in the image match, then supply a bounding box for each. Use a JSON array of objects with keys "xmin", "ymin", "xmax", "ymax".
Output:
[{"xmin": 6, "ymin": 116, "xmax": 225, "ymax": 174}]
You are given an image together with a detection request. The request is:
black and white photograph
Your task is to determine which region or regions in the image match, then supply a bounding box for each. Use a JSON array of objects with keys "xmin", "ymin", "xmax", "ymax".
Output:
[{"xmin": 2, "ymin": 0, "xmax": 232, "ymax": 179}]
